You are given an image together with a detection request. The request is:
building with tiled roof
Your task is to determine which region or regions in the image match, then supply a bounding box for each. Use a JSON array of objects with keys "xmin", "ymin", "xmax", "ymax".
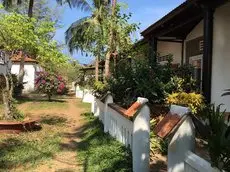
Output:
[{"xmin": 11, "ymin": 51, "xmax": 42, "ymax": 93}]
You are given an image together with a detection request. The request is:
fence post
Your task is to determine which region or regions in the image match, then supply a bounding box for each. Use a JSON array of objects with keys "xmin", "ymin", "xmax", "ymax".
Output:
[
  {"xmin": 168, "ymin": 106, "xmax": 195, "ymax": 172},
  {"xmin": 132, "ymin": 97, "xmax": 150, "ymax": 172},
  {"xmin": 104, "ymin": 93, "xmax": 113, "ymax": 133},
  {"xmin": 91, "ymin": 96, "xmax": 96, "ymax": 115}
]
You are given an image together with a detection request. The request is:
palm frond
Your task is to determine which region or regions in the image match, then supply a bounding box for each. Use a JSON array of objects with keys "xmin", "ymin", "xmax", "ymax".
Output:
[{"xmin": 56, "ymin": 0, "xmax": 91, "ymax": 11}]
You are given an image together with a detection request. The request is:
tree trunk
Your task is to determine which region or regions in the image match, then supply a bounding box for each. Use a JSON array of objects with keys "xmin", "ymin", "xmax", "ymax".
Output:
[
  {"xmin": 28, "ymin": 0, "xmax": 34, "ymax": 18},
  {"xmin": 48, "ymin": 94, "xmax": 52, "ymax": 102},
  {"xmin": 104, "ymin": 0, "xmax": 117, "ymax": 78},
  {"xmin": 18, "ymin": 0, "xmax": 34, "ymax": 92},
  {"xmin": 2, "ymin": 75, "xmax": 13, "ymax": 120},
  {"xmin": 18, "ymin": 52, "xmax": 25, "ymax": 94},
  {"xmin": 95, "ymin": 56, "xmax": 99, "ymax": 81},
  {"xmin": 104, "ymin": 52, "xmax": 111, "ymax": 78}
]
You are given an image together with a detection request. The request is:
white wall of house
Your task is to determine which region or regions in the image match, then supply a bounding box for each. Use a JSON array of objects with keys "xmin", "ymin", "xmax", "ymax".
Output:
[
  {"xmin": 212, "ymin": 2, "xmax": 230, "ymax": 112},
  {"xmin": 186, "ymin": 20, "xmax": 203, "ymax": 41},
  {"xmin": 183, "ymin": 20, "xmax": 204, "ymax": 64},
  {"xmin": 11, "ymin": 62, "xmax": 40, "ymax": 93},
  {"xmin": 157, "ymin": 41, "xmax": 182, "ymax": 64}
]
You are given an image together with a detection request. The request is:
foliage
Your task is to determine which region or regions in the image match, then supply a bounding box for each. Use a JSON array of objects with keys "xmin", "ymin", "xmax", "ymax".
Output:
[
  {"xmin": 166, "ymin": 92, "xmax": 205, "ymax": 114},
  {"xmin": 173, "ymin": 64, "xmax": 198, "ymax": 92},
  {"xmin": 94, "ymin": 58, "xmax": 174, "ymax": 108},
  {"xmin": 0, "ymin": 12, "xmax": 69, "ymax": 73},
  {"xmin": 65, "ymin": 2, "xmax": 139, "ymax": 78},
  {"xmin": 78, "ymin": 112, "xmax": 132, "ymax": 172},
  {"xmin": 150, "ymin": 118, "xmax": 168, "ymax": 155},
  {"xmin": 4, "ymin": 0, "xmax": 62, "ymax": 27},
  {"xmin": 63, "ymin": 59, "xmax": 81, "ymax": 83},
  {"xmin": 35, "ymin": 71, "xmax": 66, "ymax": 101},
  {"xmin": 11, "ymin": 74, "xmax": 24, "ymax": 98},
  {"xmin": 202, "ymin": 104, "xmax": 230, "ymax": 170},
  {"xmin": 93, "ymin": 81, "xmax": 109, "ymax": 98}
]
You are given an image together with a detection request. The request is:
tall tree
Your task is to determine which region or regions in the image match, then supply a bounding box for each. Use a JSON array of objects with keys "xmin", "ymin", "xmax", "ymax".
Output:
[
  {"xmin": 104, "ymin": 0, "xmax": 116, "ymax": 78},
  {"xmin": 61, "ymin": 0, "xmax": 110, "ymax": 81}
]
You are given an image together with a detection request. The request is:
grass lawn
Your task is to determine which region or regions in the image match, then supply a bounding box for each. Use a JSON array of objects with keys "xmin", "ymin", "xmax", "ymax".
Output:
[
  {"xmin": 76, "ymin": 99, "xmax": 91, "ymax": 112},
  {"xmin": 0, "ymin": 116, "xmax": 66, "ymax": 171},
  {"xmin": 77, "ymin": 112, "xmax": 132, "ymax": 172},
  {"xmin": 28, "ymin": 101, "xmax": 68, "ymax": 110},
  {"xmin": 0, "ymin": 97, "xmax": 132, "ymax": 171}
]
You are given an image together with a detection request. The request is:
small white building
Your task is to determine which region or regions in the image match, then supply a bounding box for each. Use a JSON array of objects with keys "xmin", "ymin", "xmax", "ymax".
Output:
[{"xmin": 11, "ymin": 53, "xmax": 41, "ymax": 93}]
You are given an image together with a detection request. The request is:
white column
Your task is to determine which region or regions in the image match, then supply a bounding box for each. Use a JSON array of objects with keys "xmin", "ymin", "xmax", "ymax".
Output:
[
  {"xmin": 104, "ymin": 93, "xmax": 113, "ymax": 133},
  {"xmin": 132, "ymin": 103, "xmax": 150, "ymax": 172}
]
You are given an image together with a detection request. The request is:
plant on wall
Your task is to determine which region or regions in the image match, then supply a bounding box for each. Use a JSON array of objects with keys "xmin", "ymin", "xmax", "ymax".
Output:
[
  {"xmin": 202, "ymin": 104, "xmax": 230, "ymax": 171},
  {"xmin": 35, "ymin": 71, "xmax": 66, "ymax": 101},
  {"xmin": 166, "ymin": 92, "xmax": 205, "ymax": 115}
]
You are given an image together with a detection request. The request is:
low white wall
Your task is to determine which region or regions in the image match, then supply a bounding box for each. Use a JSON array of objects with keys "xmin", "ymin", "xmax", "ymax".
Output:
[
  {"xmin": 75, "ymin": 85, "xmax": 94, "ymax": 103},
  {"xmin": 91, "ymin": 94, "xmax": 150, "ymax": 172},
  {"xmin": 184, "ymin": 151, "xmax": 219, "ymax": 172},
  {"xmin": 168, "ymin": 105, "xmax": 195, "ymax": 172}
]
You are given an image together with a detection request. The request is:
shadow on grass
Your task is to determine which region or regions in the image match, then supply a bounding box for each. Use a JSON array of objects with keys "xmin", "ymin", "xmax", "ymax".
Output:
[
  {"xmin": 16, "ymin": 96, "xmax": 67, "ymax": 104},
  {"xmin": 61, "ymin": 112, "xmax": 132, "ymax": 172},
  {"xmin": 0, "ymin": 137, "xmax": 58, "ymax": 170},
  {"xmin": 40, "ymin": 115, "xmax": 67, "ymax": 126}
]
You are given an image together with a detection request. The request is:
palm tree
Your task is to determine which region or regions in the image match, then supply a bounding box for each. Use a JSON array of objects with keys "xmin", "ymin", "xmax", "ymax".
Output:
[
  {"xmin": 104, "ymin": 0, "xmax": 116, "ymax": 78},
  {"xmin": 64, "ymin": 0, "xmax": 110, "ymax": 81}
]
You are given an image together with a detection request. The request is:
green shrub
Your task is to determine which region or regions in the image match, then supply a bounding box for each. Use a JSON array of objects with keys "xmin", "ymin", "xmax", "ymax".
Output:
[
  {"xmin": 103, "ymin": 58, "xmax": 174, "ymax": 108},
  {"xmin": 93, "ymin": 81, "xmax": 109, "ymax": 98},
  {"xmin": 166, "ymin": 92, "xmax": 205, "ymax": 114},
  {"xmin": 174, "ymin": 64, "xmax": 198, "ymax": 92},
  {"xmin": 202, "ymin": 104, "xmax": 230, "ymax": 171}
]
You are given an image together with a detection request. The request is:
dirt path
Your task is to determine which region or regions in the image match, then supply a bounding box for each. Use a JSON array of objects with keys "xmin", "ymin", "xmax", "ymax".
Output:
[{"xmin": 19, "ymin": 98, "xmax": 88, "ymax": 172}]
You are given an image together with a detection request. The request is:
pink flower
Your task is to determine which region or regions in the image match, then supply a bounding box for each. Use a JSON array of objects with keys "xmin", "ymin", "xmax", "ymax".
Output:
[{"xmin": 42, "ymin": 80, "xmax": 46, "ymax": 84}]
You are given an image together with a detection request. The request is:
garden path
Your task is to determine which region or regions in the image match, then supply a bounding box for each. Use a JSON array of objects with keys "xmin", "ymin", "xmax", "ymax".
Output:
[{"xmin": 18, "ymin": 97, "xmax": 88, "ymax": 172}]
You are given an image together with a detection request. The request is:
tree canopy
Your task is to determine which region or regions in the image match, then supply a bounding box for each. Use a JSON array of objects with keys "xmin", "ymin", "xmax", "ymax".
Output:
[{"xmin": 0, "ymin": 12, "xmax": 69, "ymax": 73}]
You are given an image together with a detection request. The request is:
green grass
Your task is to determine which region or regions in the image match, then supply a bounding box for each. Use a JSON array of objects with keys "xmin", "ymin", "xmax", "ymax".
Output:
[
  {"xmin": 76, "ymin": 100, "xmax": 91, "ymax": 112},
  {"xmin": 77, "ymin": 112, "xmax": 132, "ymax": 172},
  {"xmin": 0, "ymin": 121, "xmax": 65, "ymax": 171},
  {"xmin": 28, "ymin": 101, "xmax": 68, "ymax": 110}
]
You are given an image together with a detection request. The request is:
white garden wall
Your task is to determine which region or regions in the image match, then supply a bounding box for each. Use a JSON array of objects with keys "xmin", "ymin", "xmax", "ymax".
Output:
[
  {"xmin": 184, "ymin": 151, "xmax": 219, "ymax": 172},
  {"xmin": 75, "ymin": 85, "xmax": 94, "ymax": 103},
  {"xmin": 166, "ymin": 105, "xmax": 221, "ymax": 172},
  {"xmin": 91, "ymin": 94, "xmax": 150, "ymax": 172}
]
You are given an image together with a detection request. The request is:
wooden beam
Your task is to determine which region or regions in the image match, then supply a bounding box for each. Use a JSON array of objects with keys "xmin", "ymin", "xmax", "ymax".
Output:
[
  {"xmin": 181, "ymin": 40, "xmax": 185, "ymax": 64},
  {"xmin": 157, "ymin": 39, "xmax": 183, "ymax": 43},
  {"xmin": 156, "ymin": 14, "xmax": 203, "ymax": 37}
]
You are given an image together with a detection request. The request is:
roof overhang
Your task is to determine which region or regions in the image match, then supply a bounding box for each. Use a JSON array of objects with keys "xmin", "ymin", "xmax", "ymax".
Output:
[{"xmin": 141, "ymin": 0, "xmax": 228, "ymax": 40}]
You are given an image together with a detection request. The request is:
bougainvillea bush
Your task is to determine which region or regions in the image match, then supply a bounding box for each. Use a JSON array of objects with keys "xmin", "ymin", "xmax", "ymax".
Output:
[{"xmin": 35, "ymin": 72, "xmax": 66, "ymax": 101}]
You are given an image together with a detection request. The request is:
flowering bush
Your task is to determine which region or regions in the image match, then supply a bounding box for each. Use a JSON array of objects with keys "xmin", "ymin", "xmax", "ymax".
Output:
[
  {"xmin": 166, "ymin": 92, "xmax": 205, "ymax": 114},
  {"xmin": 35, "ymin": 72, "xmax": 66, "ymax": 101}
]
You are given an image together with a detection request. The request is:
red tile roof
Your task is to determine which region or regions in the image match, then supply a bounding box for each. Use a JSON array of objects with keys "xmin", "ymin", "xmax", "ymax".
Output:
[{"xmin": 11, "ymin": 53, "xmax": 37, "ymax": 63}]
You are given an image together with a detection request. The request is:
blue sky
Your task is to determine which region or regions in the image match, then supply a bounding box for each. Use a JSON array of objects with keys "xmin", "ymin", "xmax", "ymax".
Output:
[{"xmin": 54, "ymin": 0, "xmax": 185, "ymax": 64}]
